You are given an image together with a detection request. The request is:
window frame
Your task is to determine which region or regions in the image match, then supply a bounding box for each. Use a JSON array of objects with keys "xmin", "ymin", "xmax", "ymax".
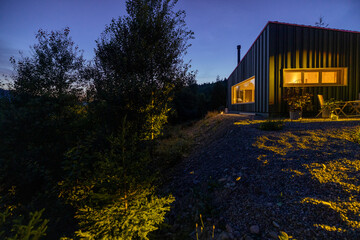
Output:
[
  {"xmin": 231, "ymin": 76, "xmax": 255, "ymax": 105},
  {"xmin": 283, "ymin": 67, "xmax": 347, "ymax": 87}
]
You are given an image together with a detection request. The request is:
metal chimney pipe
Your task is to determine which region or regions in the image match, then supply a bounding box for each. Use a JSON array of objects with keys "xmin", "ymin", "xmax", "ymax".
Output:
[{"xmin": 237, "ymin": 45, "xmax": 241, "ymax": 64}]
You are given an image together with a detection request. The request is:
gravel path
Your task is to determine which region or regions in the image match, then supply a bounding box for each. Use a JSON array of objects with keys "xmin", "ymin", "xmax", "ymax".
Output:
[{"xmin": 165, "ymin": 115, "xmax": 360, "ymax": 240}]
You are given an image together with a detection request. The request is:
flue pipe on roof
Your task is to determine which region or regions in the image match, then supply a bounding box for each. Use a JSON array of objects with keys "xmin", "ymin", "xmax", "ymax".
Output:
[{"xmin": 237, "ymin": 45, "xmax": 241, "ymax": 64}]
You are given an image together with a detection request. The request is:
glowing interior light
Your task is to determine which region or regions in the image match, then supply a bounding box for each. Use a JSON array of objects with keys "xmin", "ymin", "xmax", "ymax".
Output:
[
  {"xmin": 231, "ymin": 76, "xmax": 255, "ymax": 104},
  {"xmin": 322, "ymin": 72, "xmax": 337, "ymax": 83}
]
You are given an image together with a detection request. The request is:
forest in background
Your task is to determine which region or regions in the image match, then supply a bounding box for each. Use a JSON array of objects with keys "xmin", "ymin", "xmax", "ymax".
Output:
[{"xmin": 0, "ymin": 0, "xmax": 226, "ymax": 239}]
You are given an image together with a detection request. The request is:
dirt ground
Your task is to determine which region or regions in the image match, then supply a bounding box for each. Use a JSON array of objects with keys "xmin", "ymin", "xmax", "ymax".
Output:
[{"xmin": 162, "ymin": 114, "xmax": 360, "ymax": 240}]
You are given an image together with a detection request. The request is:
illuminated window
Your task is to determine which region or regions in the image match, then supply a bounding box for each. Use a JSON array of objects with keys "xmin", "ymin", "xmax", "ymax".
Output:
[
  {"xmin": 284, "ymin": 72, "xmax": 301, "ymax": 84},
  {"xmin": 322, "ymin": 71, "xmax": 337, "ymax": 83},
  {"xmin": 304, "ymin": 72, "xmax": 319, "ymax": 84},
  {"xmin": 231, "ymin": 76, "xmax": 255, "ymax": 104},
  {"xmin": 283, "ymin": 68, "xmax": 347, "ymax": 87}
]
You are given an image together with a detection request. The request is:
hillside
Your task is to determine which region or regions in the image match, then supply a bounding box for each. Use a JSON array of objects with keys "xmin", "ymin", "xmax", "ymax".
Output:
[{"xmin": 158, "ymin": 114, "xmax": 360, "ymax": 240}]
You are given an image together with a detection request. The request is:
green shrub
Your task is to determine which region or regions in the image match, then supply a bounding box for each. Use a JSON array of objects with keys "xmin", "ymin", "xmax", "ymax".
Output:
[
  {"xmin": 259, "ymin": 120, "xmax": 284, "ymax": 131},
  {"xmin": 0, "ymin": 209, "xmax": 48, "ymax": 240}
]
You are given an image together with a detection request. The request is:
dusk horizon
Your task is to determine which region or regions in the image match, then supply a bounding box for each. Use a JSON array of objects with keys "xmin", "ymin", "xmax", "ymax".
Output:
[{"xmin": 1, "ymin": 0, "xmax": 359, "ymax": 86}]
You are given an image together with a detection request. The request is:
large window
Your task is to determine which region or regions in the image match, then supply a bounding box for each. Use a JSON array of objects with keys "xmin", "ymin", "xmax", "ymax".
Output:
[
  {"xmin": 231, "ymin": 76, "xmax": 255, "ymax": 104},
  {"xmin": 283, "ymin": 68, "xmax": 347, "ymax": 87}
]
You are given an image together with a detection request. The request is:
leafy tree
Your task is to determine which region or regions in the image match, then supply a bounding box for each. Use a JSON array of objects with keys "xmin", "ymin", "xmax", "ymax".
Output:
[
  {"xmin": 0, "ymin": 27, "xmax": 91, "ymax": 238},
  {"xmin": 10, "ymin": 27, "xmax": 86, "ymax": 97},
  {"xmin": 94, "ymin": 0, "xmax": 194, "ymax": 139}
]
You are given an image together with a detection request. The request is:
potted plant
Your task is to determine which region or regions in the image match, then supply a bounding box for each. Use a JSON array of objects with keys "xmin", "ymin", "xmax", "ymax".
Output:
[
  {"xmin": 322, "ymin": 98, "xmax": 340, "ymax": 119},
  {"xmin": 284, "ymin": 88, "xmax": 312, "ymax": 120}
]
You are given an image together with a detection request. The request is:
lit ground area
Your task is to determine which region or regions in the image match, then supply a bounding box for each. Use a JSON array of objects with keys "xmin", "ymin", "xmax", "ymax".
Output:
[{"xmin": 161, "ymin": 115, "xmax": 360, "ymax": 240}]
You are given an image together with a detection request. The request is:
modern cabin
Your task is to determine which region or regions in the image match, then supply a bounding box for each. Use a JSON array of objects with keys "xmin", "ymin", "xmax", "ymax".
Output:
[{"xmin": 227, "ymin": 21, "xmax": 360, "ymax": 116}]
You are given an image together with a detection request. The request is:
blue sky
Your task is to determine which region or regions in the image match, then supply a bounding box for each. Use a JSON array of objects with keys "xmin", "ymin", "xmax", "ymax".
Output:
[{"xmin": 1, "ymin": 0, "xmax": 359, "ymax": 86}]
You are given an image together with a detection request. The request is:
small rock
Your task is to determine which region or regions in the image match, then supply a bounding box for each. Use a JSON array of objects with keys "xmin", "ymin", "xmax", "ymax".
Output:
[
  {"xmin": 226, "ymin": 224, "xmax": 233, "ymax": 233},
  {"xmin": 218, "ymin": 178, "xmax": 227, "ymax": 182},
  {"xmin": 269, "ymin": 231, "xmax": 278, "ymax": 239},
  {"xmin": 249, "ymin": 225, "xmax": 260, "ymax": 234},
  {"xmin": 272, "ymin": 221, "xmax": 280, "ymax": 228}
]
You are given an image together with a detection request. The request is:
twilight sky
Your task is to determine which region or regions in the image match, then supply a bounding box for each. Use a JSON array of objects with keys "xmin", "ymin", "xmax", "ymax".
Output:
[{"xmin": 0, "ymin": 0, "xmax": 359, "ymax": 85}]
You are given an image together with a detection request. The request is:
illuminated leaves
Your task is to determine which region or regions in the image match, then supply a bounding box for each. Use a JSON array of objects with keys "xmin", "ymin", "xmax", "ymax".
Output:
[{"xmin": 74, "ymin": 188, "xmax": 175, "ymax": 240}]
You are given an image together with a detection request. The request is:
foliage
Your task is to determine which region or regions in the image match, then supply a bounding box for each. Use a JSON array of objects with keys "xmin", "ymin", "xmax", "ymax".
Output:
[
  {"xmin": 59, "ymin": 117, "xmax": 175, "ymax": 239},
  {"xmin": 94, "ymin": 0, "xmax": 195, "ymax": 137},
  {"xmin": 283, "ymin": 88, "xmax": 312, "ymax": 111},
  {"xmin": 259, "ymin": 119, "xmax": 284, "ymax": 131},
  {"xmin": 278, "ymin": 231, "xmax": 292, "ymax": 240},
  {"xmin": 10, "ymin": 27, "xmax": 86, "ymax": 97},
  {"xmin": 75, "ymin": 188, "xmax": 174, "ymax": 240},
  {"xmin": 322, "ymin": 98, "xmax": 341, "ymax": 114},
  {"xmin": 195, "ymin": 214, "xmax": 215, "ymax": 240},
  {"xmin": 2, "ymin": 0, "xmax": 198, "ymax": 238},
  {"xmin": 209, "ymin": 76, "xmax": 227, "ymax": 111},
  {"xmin": 0, "ymin": 209, "xmax": 48, "ymax": 240},
  {"xmin": 172, "ymin": 79, "xmax": 227, "ymax": 122}
]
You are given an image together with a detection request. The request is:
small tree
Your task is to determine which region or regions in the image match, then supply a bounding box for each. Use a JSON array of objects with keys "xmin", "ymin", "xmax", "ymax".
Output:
[{"xmin": 315, "ymin": 16, "xmax": 329, "ymax": 28}]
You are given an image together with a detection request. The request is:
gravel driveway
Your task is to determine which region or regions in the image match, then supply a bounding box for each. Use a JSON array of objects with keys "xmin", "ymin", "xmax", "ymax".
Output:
[{"xmin": 165, "ymin": 115, "xmax": 360, "ymax": 240}]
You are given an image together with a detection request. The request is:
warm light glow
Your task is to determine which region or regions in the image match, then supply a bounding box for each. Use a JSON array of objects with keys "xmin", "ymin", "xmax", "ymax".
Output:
[
  {"xmin": 231, "ymin": 76, "xmax": 255, "ymax": 104},
  {"xmin": 284, "ymin": 72, "xmax": 301, "ymax": 84},
  {"xmin": 283, "ymin": 68, "xmax": 347, "ymax": 86},
  {"xmin": 304, "ymin": 72, "xmax": 319, "ymax": 83},
  {"xmin": 322, "ymin": 71, "xmax": 337, "ymax": 83}
]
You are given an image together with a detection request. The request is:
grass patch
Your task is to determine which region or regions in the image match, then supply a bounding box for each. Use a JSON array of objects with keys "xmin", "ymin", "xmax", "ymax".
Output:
[{"xmin": 259, "ymin": 119, "xmax": 285, "ymax": 131}]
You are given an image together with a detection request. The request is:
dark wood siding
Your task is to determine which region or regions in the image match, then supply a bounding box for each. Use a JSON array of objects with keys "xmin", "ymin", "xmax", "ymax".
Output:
[
  {"xmin": 268, "ymin": 23, "xmax": 360, "ymax": 113},
  {"xmin": 227, "ymin": 25, "xmax": 270, "ymax": 113},
  {"xmin": 228, "ymin": 22, "xmax": 360, "ymax": 115}
]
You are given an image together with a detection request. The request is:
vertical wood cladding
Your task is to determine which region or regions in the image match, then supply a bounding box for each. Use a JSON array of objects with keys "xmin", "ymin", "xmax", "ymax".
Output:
[
  {"xmin": 228, "ymin": 22, "xmax": 360, "ymax": 114},
  {"xmin": 269, "ymin": 23, "xmax": 360, "ymax": 113},
  {"xmin": 227, "ymin": 25, "xmax": 270, "ymax": 113}
]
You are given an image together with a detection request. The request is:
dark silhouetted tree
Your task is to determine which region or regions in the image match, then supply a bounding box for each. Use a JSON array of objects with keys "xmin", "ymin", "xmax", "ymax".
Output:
[
  {"xmin": 10, "ymin": 27, "xmax": 86, "ymax": 97},
  {"xmin": 94, "ymin": 0, "xmax": 194, "ymax": 139}
]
